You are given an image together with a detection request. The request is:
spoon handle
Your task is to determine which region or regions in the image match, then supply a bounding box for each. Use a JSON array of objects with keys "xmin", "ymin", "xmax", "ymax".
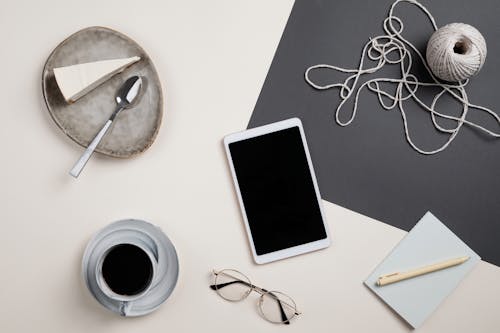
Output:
[{"xmin": 69, "ymin": 119, "xmax": 113, "ymax": 178}]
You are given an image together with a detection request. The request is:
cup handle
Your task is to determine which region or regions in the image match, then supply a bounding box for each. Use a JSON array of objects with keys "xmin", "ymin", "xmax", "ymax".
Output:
[{"xmin": 119, "ymin": 301, "xmax": 133, "ymax": 316}]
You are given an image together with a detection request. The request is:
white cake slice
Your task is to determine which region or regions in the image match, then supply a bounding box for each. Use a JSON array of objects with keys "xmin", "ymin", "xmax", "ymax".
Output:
[{"xmin": 53, "ymin": 56, "xmax": 141, "ymax": 103}]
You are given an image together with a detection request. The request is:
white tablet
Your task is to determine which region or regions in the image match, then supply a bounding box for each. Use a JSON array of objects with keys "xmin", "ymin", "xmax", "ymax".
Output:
[{"xmin": 224, "ymin": 118, "xmax": 330, "ymax": 264}]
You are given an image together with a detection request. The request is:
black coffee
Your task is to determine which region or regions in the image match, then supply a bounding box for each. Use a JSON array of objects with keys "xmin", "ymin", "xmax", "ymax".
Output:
[{"xmin": 102, "ymin": 244, "xmax": 153, "ymax": 296}]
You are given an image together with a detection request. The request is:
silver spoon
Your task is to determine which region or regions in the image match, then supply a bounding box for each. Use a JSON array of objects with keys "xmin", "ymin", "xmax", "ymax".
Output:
[{"xmin": 69, "ymin": 76, "xmax": 143, "ymax": 178}]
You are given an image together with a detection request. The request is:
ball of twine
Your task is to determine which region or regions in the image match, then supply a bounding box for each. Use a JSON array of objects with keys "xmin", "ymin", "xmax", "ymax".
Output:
[{"xmin": 426, "ymin": 23, "xmax": 487, "ymax": 82}]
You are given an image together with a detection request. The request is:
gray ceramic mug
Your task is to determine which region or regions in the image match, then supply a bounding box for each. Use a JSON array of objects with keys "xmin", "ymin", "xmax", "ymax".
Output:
[{"xmin": 95, "ymin": 239, "xmax": 159, "ymax": 315}]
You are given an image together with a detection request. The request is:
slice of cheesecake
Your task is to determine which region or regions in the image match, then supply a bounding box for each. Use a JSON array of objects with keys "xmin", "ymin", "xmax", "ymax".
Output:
[{"xmin": 53, "ymin": 56, "xmax": 141, "ymax": 103}]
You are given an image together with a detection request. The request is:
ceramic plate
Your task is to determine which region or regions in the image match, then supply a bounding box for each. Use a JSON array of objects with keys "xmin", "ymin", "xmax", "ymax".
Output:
[{"xmin": 42, "ymin": 26, "xmax": 163, "ymax": 158}]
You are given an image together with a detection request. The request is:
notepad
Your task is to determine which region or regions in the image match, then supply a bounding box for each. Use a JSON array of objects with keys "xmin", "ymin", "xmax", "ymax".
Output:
[{"xmin": 364, "ymin": 212, "xmax": 480, "ymax": 328}]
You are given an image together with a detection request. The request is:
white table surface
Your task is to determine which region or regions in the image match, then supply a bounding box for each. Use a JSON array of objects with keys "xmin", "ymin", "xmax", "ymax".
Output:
[{"xmin": 1, "ymin": 0, "xmax": 499, "ymax": 332}]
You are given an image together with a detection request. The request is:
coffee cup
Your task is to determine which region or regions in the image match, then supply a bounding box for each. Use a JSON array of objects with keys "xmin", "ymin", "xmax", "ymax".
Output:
[
  {"xmin": 95, "ymin": 241, "xmax": 158, "ymax": 315},
  {"xmin": 82, "ymin": 219, "xmax": 179, "ymax": 317}
]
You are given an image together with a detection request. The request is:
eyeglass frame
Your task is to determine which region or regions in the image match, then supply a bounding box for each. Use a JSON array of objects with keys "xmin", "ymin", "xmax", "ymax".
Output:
[{"xmin": 209, "ymin": 269, "xmax": 301, "ymax": 325}]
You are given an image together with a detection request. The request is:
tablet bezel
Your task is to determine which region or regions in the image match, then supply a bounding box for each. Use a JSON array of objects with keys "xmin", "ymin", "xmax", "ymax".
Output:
[{"xmin": 223, "ymin": 118, "xmax": 331, "ymax": 264}]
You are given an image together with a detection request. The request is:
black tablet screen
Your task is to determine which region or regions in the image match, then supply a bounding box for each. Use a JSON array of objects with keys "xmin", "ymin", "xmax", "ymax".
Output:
[{"xmin": 229, "ymin": 126, "xmax": 327, "ymax": 255}]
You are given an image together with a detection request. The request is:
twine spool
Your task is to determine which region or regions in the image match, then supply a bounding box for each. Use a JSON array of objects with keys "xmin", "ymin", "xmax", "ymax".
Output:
[{"xmin": 426, "ymin": 23, "xmax": 487, "ymax": 82}]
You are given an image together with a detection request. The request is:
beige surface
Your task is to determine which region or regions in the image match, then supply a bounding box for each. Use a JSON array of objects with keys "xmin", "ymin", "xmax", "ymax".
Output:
[{"xmin": 0, "ymin": 0, "xmax": 499, "ymax": 332}]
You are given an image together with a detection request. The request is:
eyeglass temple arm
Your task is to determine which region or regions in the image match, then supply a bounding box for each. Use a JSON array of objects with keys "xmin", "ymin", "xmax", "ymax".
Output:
[
  {"xmin": 266, "ymin": 290, "xmax": 290, "ymax": 325},
  {"xmin": 209, "ymin": 280, "xmax": 244, "ymax": 290},
  {"xmin": 209, "ymin": 280, "xmax": 290, "ymax": 324}
]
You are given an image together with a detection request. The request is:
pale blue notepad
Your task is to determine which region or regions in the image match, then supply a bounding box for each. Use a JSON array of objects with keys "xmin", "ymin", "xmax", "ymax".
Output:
[{"xmin": 364, "ymin": 212, "xmax": 480, "ymax": 328}]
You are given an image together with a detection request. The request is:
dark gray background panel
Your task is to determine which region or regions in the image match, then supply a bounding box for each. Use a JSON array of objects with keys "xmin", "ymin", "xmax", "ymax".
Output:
[{"xmin": 248, "ymin": 0, "xmax": 500, "ymax": 265}]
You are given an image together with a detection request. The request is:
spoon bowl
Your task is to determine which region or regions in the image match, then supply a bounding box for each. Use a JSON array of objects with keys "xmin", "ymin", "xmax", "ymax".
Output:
[{"xmin": 116, "ymin": 76, "xmax": 143, "ymax": 107}]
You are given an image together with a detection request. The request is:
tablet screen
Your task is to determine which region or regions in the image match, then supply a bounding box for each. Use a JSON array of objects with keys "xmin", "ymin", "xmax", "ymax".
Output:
[{"xmin": 228, "ymin": 126, "xmax": 327, "ymax": 255}]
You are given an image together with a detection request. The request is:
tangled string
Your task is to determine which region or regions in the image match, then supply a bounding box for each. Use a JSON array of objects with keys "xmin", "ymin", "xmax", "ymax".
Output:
[{"xmin": 304, "ymin": 0, "xmax": 499, "ymax": 154}]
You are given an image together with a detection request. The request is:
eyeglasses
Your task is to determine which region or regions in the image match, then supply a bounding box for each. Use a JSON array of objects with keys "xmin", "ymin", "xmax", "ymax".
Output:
[{"xmin": 209, "ymin": 269, "xmax": 301, "ymax": 325}]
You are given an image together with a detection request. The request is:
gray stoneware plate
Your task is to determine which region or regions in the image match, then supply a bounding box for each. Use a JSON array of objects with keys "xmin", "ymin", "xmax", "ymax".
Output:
[{"xmin": 42, "ymin": 26, "xmax": 163, "ymax": 158}]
